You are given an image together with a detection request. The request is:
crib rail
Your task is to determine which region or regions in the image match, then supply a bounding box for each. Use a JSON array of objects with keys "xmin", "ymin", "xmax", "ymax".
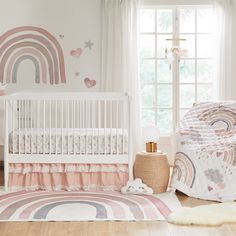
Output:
[
  {"xmin": 3, "ymin": 92, "xmax": 132, "ymax": 190},
  {"xmin": 5, "ymin": 92, "xmax": 130, "ymax": 156}
]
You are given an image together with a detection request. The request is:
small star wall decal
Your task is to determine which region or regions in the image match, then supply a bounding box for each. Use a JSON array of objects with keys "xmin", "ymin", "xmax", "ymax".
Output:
[{"xmin": 84, "ymin": 40, "xmax": 94, "ymax": 49}]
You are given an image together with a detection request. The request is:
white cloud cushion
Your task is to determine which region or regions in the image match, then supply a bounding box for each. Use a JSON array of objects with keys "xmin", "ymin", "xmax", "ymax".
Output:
[{"xmin": 121, "ymin": 178, "xmax": 153, "ymax": 195}]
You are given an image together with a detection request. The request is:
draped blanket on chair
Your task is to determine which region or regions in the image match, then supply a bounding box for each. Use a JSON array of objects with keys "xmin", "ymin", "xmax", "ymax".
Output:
[{"xmin": 170, "ymin": 102, "xmax": 236, "ymax": 201}]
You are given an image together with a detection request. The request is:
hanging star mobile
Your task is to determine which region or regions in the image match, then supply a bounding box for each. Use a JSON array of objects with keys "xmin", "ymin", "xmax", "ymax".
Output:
[{"xmin": 84, "ymin": 40, "xmax": 94, "ymax": 49}]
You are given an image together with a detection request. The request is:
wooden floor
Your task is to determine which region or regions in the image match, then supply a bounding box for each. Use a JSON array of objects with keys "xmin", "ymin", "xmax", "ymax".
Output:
[{"xmin": 0, "ymin": 167, "xmax": 235, "ymax": 236}]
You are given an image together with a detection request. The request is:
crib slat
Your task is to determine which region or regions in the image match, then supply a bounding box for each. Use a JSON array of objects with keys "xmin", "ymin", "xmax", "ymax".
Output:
[
  {"xmin": 4, "ymin": 99, "xmax": 9, "ymax": 191},
  {"xmin": 49, "ymin": 100, "xmax": 51, "ymax": 155},
  {"xmin": 18, "ymin": 100, "xmax": 21, "ymax": 154},
  {"xmin": 79, "ymin": 100, "xmax": 81, "ymax": 155},
  {"xmin": 92, "ymin": 100, "xmax": 94, "ymax": 155},
  {"xmin": 89, "ymin": 101, "xmax": 91, "ymax": 155},
  {"xmin": 24, "ymin": 100, "xmax": 26, "ymax": 154},
  {"xmin": 12, "ymin": 101, "xmax": 14, "ymax": 154},
  {"xmin": 110, "ymin": 101, "xmax": 112, "ymax": 155},
  {"xmin": 31, "ymin": 101, "xmax": 33, "ymax": 154},
  {"xmin": 25, "ymin": 100, "xmax": 27, "ymax": 154},
  {"xmin": 85, "ymin": 100, "xmax": 88, "ymax": 156},
  {"xmin": 26, "ymin": 100, "xmax": 28, "ymax": 153},
  {"xmin": 73, "ymin": 100, "xmax": 75, "ymax": 155},
  {"xmin": 98, "ymin": 100, "xmax": 100, "ymax": 156},
  {"xmin": 43, "ymin": 100, "xmax": 45, "ymax": 154},
  {"xmin": 122, "ymin": 102, "xmax": 125, "ymax": 154},
  {"xmin": 67, "ymin": 100, "xmax": 69, "ymax": 155},
  {"xmin": 116, "ymin": 102, "xmax": 118, "ymax": 156},
  {"xmin": 61, "ymin": 100, "xmax": 63, "ymax": 155},
  {"xmin": 55, "ymin": 100, "xmax": 58, "ymax": 155},
  {"xmin": 104, "ymin": 100, "xmax": 106, "ymax": 155},
  {"xmin": 37, "ymin": 100, "xmax": 39, "ymax": 154}
]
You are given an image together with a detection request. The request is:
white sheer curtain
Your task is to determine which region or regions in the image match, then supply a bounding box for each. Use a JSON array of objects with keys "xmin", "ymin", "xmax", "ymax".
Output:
[
  {"xmin": 214, "ymin": 0, "xmax": 236, "ymax": 100},
  {"xmin": 101, "ymin": 0, "xmax": 141, "ymax": 155}
]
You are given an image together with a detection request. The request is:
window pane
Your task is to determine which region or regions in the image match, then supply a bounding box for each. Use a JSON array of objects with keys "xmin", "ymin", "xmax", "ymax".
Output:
[
  {"xmin": 180, "ymin": 34, "xmax": 195, "ymax": 58},
  {"xmin": 141, "ymin": 84, "xmax": 155, "ymax": 107},
  {"xmin": 142, "ymin": 109, "xmax": 155, "ymax": 127},
  {"xmin": 197, "ymin": 9, "xmax": 213, "ymax": 33},
  {"xmin": 179, "ymin": 9, "xmax": 195, "ymax": 33},
  {"xmin": 157, "ymin": 109, "xmax": 172, "ymax": 134},
  {"xmin": 140, "ymin": 59, "xmax": 155, "ymax": 83},
  {"xmin": 197, "ymin": 35, "xmax": 213, "ymax": 58},
  {"xmin": 157, "ymin": 60, "xmax": 172, "ymax": 83},
  {"xmin": 140, "ymin": 35, "xmax": 155, "ymax": 58},
  {"xmin": 197, "ymin": 85, "xmax": 213, "ymax": 102},
  {"xmin": 157, "ymin": 35, "xmax": 169, "ymax": 58},
  {"xmin": 140, "ymin": 9, "xmax": 155, "ymax": 33},
  {"xmin": 157, "ymin": 85, "xmax": 172, "ymax": 108},
  {"xmin": 197, "ymin": 60, "xmax": 213, "ymax": 83},
  {"xmin": 179, "ymin": 60, "xmax": 195, "ymax": 83},
  {"xmin": 157, "ymin": 9, "xmax": 173, "ymax": 33},
  {"xmin": 180, "ymin": 85, "xmax": 195, "ymax": 108}
]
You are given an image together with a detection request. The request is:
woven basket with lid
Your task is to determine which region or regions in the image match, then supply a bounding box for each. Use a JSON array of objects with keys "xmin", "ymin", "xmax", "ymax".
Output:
[{"xmin": 133, "ymin": 152, "xmax": 170, "ymax": 194}]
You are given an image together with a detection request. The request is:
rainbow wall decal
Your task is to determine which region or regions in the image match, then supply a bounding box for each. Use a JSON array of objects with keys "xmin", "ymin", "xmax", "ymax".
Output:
[
  {"xmin": 0, "ymin": 26, "xmax": 66, "ymax": 84},
  {"xmin": 172, "ymin": 152, "xmax": 196, "ymax": 188}
]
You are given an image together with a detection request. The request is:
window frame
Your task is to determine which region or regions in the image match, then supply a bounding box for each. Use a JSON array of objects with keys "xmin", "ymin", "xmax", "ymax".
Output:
[{"xmin": 139, "ymin": 5, "xmax": 214, "ymax": 136}]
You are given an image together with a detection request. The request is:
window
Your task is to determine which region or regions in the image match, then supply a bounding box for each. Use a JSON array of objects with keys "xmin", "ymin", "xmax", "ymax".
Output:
[{"xmin": 139, "ymin": 7, "xmax": 214, "ymax": 135}]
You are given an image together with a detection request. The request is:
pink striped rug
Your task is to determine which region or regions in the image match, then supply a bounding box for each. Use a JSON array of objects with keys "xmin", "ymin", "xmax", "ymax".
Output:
[{"xmin": 0, "ymin": 190, "xmax": 181, "ymax": 221}]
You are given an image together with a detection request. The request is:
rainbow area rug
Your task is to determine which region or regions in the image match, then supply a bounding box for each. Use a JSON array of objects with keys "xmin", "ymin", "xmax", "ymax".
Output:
[{"xmin": 0, "ymin": 190, "xmax": 181, "ymax": 221}]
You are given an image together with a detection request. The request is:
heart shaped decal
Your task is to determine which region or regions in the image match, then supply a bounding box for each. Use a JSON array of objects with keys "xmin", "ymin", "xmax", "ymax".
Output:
[
  {"xmin": 208, "ymin": 186, "xmax": 213, "ymax": 191},
  {"xmin": 84, "ymin": 78, "xmax": 96, "ymax": 88},
  {"xmin": 70, "ymin": 48, "xmax": 83, "ymax": 58}
]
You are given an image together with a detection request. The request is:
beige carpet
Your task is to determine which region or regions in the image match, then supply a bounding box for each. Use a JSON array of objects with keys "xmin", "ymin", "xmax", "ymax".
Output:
[{"xmin": 168, "ymin": 202, "xmax": 236, "ymax": 226}]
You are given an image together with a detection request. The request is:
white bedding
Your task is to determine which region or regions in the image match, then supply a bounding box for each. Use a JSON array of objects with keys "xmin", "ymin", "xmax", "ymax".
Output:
[{"xmin": 9, "ymin": 128, "xmax": 128, "ymax": 155}]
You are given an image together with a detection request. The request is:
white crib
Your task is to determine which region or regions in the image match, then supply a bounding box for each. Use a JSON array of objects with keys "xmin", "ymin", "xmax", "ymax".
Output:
[{"xmin": 3, "ymin": 92, "xmax": 132, "ymax": 191}]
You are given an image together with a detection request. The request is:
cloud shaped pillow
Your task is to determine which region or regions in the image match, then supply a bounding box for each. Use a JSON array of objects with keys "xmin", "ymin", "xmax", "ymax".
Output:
[{"xmin": 121, "ymin": 178, "xmax": 154, "ymax": 195}]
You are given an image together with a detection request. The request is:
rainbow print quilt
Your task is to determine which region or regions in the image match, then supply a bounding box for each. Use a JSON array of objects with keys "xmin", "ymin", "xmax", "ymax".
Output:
[
  {"xmin": 0, "ymin": 190, "xmax": 180, "ymax": 221},
  {"xmin": 170, "ymin": 102, "xmax": 236, "ymax": 201}
]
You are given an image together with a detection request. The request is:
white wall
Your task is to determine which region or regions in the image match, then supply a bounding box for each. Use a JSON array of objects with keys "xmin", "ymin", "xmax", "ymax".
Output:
[
  {"xmin": 0, "ymin": 0, "xmax": 102, "ymax": 146},
  {"xmin": 0, "ymin": 0, "xmax": 102, "ymax": 93}
]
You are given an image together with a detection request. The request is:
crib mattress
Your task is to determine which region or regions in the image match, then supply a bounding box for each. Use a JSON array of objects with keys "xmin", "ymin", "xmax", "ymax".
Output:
[{"xmin": 9, "ymin": 128, "xmax": 128, "ymax": 155}]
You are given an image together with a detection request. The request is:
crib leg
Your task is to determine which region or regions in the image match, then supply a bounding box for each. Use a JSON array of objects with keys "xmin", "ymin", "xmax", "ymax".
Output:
[
  {"xmin": 4, "ymin": 161, "xmax": 8, "ymax": 192},
  {"xmin": 4, "ymin": 100, "xmax": 9, "ymax": 192}
]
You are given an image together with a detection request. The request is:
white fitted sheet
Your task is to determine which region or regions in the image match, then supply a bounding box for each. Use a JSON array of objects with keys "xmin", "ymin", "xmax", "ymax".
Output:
[{"xmin": 9, "ymin": 128, "xmax": 128, "ymax": 155}]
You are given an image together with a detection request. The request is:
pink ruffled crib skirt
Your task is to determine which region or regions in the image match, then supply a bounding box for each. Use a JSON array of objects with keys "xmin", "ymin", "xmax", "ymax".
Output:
[{"xmin": 8, "ymin": 163, "xmax": 128, "ymax": 191}]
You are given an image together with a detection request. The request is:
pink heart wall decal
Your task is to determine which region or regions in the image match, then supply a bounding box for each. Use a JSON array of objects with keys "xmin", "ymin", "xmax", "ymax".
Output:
[
  {"xmin": 84, "ymin": 78, "xmax": 96, "ymax": 88},
  {"xmin": 70, "ymin": 48, "xmax": 83, "ymax": 58},
  {"xmin": 208, "ymin": 186, "xmax": 213, "ymax": 191}
]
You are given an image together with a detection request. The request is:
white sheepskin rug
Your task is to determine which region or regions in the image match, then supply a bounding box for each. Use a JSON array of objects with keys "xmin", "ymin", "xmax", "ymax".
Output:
[{"xmin": 168, "ymin": 202, "xmax": 236, "ymax": 226}]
